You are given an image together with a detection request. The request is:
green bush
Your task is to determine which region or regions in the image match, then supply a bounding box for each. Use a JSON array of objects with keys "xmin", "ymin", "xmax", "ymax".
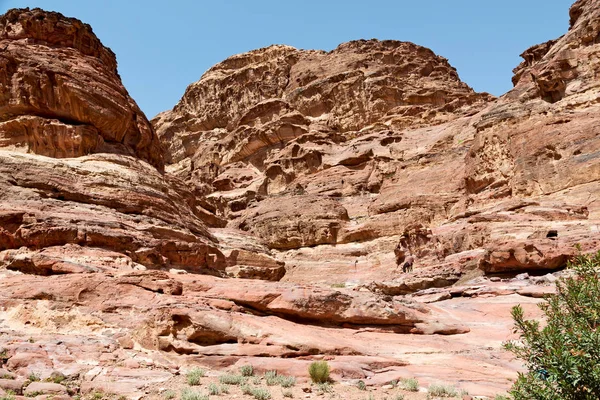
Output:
[
  {"xmin": 240, "ymin": 385, "xmax": 271, "ymax": 400},
  {"xmin": 399, "ymin": 377, "xmax": 419, "ymax": 392},
  {"xmin": 279, "ymin": 375, "xmax": 296, "ymax": 388},
  {"xmin": 240, "ymin": 365, "xmax": 254, "ymax": 377},
  {"xmin": 308, "ymin": 361, "xmax": 330, "ymax": 383},
  {"xmin": 357, "ymin": 380, "xmax": 367, "ymax": 391},
  {"xmin": 265, "ymin": 370, "xmax": 279, "ymax": 386},
  {"xmin": 208, "ymin": 382, "xmax": 221, "ymax": 395},
  {"xmin": 219, "ymin": 373, "xmax": 246, "ymax": 385},
  {"xmin": 186, "ymin": 368, "xmax": 205, "ymax": 386},
  {"xmin": 282, "ymin": 389, "xmax": 294, "ymax": 398},
  {"xmin": 504, "ymin": 251, "xmax": 600, "ymax": 399},
  {"xmin": 427, "ymin": 383, "xmax": 458, "ymax": 397},
  {"xmin": 162, "ymin": 390, "xmax": 176, "ymax": 400},
  {"xmin": 180, "ymin": 388, "xmax": 208, "ymax": 400},
  {"xmin": 250, "ymin": 387, "xmax": 271, "ymax": 400}
]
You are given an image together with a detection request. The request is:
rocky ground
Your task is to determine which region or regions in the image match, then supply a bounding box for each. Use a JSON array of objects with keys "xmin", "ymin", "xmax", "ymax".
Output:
[{"xmin": 1, "ymin": 0, "xmax": 600, "ymax": 399}]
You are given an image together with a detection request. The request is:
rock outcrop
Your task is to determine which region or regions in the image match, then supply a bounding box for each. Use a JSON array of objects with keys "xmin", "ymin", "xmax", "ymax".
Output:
[{"xmin": 1, "ymin": 1, "xmax": 600, "ymax": 398}]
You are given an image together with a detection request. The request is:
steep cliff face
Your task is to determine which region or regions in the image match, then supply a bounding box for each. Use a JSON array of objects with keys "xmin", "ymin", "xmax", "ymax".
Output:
[
  {"xmin": 154, "ymin": 6, "xmax": 599, "ymax": 286},
  {"xmin": 1, "ymin": 2, "xmax": 600, "ymax": 398},
  {"xmin": 0, "ymin": 8, "xmax": 227, "ymax": 276},
  {"xmin": 153, "ymin": 40, "xmax": 492, "ymax": 195},
  {"xmin": 0, "ymin": 8, "xmax": 164, "ymax": 168}
]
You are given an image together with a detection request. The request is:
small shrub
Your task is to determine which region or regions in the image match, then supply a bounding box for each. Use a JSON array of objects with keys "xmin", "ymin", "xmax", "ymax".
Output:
[
  {"xmin": 279, "ymin": 375, "xmax": 296, "ymax": 388},
  {"xmin": 427, "ymin": 383, "xmax": 458, "ymax": 397},
  {"xmin": 28, "ymin": 372, "xmax": 41, "ymax": 382},
  {"xmin": 252, "ymin": 376, "xmax": 262, "ymax": 385},
  {"xmin": 47, "ymin": 372, "xmax": 66, "ymax": 384},
  {"xmin": 331, "ymin": 283, "xmax": 346, "ymax": 288},
  {"xmin": 250, "ymin": 387, "xmax": 271, "ymax": 400},
  {"xmin": 365, "ymin": 394, "xmax": 375, "ymax": 400},
  {"xmin": 91, "ymin": 392, "xmax": 104, "ymax": 400},
  {"xmin": 399, "ymin": 377, "xmax": 419, "ymax": 392},
  {"xmin": 240, "ymin": 365, "xmax": 254, "ymax": 377},
  {"xmin": 162, "ymin": 389, "xmax": 176, "ymax": 400},
  {"xmin": 220, "ymin": 384, "xmax": 230, "ymax": 394},
  {"xmin": 0, "ymin": 390, "xmax": 15, "ymax": 400},
  {"xmin": 389, "ymin": 379, "xmax": 398, "ymax": 388},
  {"xmin": 180, "ymin": 388, "xmax": 208, "ymax": 400},
  {"xmin": 495, "ymin": 395, "xmax": 510, "ymax": 400},
  {"xmin": 308, "ymin": 361, "xmax": 330, "ymax": 383},
  {"xmin": 0, "ymin": 374, "xmax": 14, "ymax": 380},
  {"xmin": 504, "ymin": 251, "xmax": 600, "ymax": 399},
  {"xmin": 241, "ymin": 384, "xmax": 253, "ymax": 395},
  {"xmin": 219, "ymin": 373, "xmax": 246, "ymax": 385},
  {"xmin": 208, "ymin": 382, "xmax": 221, "ymax": 395},
  {"xmin": 316, "ymin": 382, "xmax": 333, "ymax": 393},
  {"xmin": 186, "ymin": 368, "xmax": 205, "ymax": 386},
  {"xmin": 357, "ymin": 380, "xmax": 367, "ymax": 391},
  {"xmin": 265, "ymin": 370, "xmax": 279, "ymax": 386},
  {"xmin": 394, "ymin": 395, "xmax": 405, "ymax": 400},
  {"xmin": 282, "ymin": 389, "xmax": 294, "ymax": 398}
]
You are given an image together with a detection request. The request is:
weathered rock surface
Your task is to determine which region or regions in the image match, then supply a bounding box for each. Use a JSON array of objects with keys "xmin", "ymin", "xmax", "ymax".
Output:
[
  {"xmin": 1, "ymin": 1, "xmax": 600, "ymax": 398},
  {"xmin": 0, "ymin": 7, "xmax": 270, "ymax": 277}
]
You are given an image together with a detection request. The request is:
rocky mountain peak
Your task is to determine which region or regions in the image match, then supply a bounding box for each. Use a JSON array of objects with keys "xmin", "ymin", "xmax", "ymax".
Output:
[
  {"xmin": 0, "ymin": 8, "xmax": 117, "ymax": 73},
  {"xmin": 0, "ymin": 8, "xmax": 164, "ymax": 169}
]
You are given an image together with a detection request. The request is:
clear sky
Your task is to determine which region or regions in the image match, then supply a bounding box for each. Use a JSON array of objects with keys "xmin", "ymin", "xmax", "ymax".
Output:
[{"xmin": 0, "ymin": 0, "xmax": 573, "ymax": 119}]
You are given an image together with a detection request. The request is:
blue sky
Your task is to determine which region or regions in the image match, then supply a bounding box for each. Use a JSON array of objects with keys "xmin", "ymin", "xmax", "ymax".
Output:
[{"xmin": 1, "ymin": 0, "xmax": 573, "ymax": 119}]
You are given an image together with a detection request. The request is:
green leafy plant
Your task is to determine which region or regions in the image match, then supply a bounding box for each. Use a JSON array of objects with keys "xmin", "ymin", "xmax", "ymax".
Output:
[
  {"xmin": 399, "ymin": 377, "xmax": 419, "ymax": 392},
  {"xmin": 240, "ymin": 365, "xmax": 254, "ymax": 377},
  {"xmin": 357, "ymin": 380, "xmax": 367, "ymax": 391},
  {"xmin": 186, "ymin": 368, "xmax": 205, "ymax": 386},
  {"xmin": 28, "ymin": 372, "xmax": 41, "ymax": 382},
  {"xmin": 208, "ymin": 382, "xmax": 221, "ymax": 395},
  {"xmin": 219, "ymin": 373, "xmax": 247, "ymax": 385},
  {"xmin": 279, "ymin": 375, "xmax": 296, "ymax": 388},
  {"xmin": 308, "ymin": 361, "xmax": 330, "ymax": 384},
  {"xmin": 241, "ymin": 383, "xmax": 253, "ymax": 395},
  {"xmin": 504, "ymin": 251, "xmax": 600, "ymax": 399},
  {"xmin": 91, "ymin": 392, "xmax": 104, "ymax": 400},
  {"xmin": 162, "ymin": 389, "xmax": 176, "ymax": 400},
  {"xmin": 265, "ymin": 370, "xmax": 279, "ymax": 386},
  {"xmin": 427, "ymin": 383, "xmax": 458, "ymax": 397},
  {"xmin": 180, "ymin": 388, "xmax": 208, "ymax": 400},
  {"xmin": 249, "ymin": 387, "xmax": 271, "ymax": 400},
  {"xmin": 0, "ymin": 390, "xmax": 15, "ymax": 400}
]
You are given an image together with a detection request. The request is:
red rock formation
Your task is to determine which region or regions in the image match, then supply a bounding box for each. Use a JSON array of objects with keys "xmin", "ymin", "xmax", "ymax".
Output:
[
  {"xmin": 0, "ymin": 8, "xmax": 163, "ymax": 168},
  {"xmin": 1, "ymin": 1, "xmax": 600, "ymax": 398},
  {"xmin": 0, "ymin": 8, "xmax": 227, "ymax": 275}
]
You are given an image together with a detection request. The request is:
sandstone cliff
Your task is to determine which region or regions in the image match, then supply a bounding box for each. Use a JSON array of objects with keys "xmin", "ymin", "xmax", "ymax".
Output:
[{"xmin": 0, "ymin": 1, "xmax": 599, "ymax": 398}]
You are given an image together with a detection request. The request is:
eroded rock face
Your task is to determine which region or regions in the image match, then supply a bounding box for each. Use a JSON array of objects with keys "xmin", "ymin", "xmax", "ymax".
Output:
[
  {"xmin": 0, "ymin": 8, "xmax": 232, "ymax": 275},
  {"xmin": 152, "ymin": 0, "xmax": 600, "ymax": 289},
  {"xmin": 0, "ymin": 8, "xmax": 164, "ymax": 169},
  {"xmin": 2, "ymin": 1, "xmax": 600, "ymax": 398}
]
